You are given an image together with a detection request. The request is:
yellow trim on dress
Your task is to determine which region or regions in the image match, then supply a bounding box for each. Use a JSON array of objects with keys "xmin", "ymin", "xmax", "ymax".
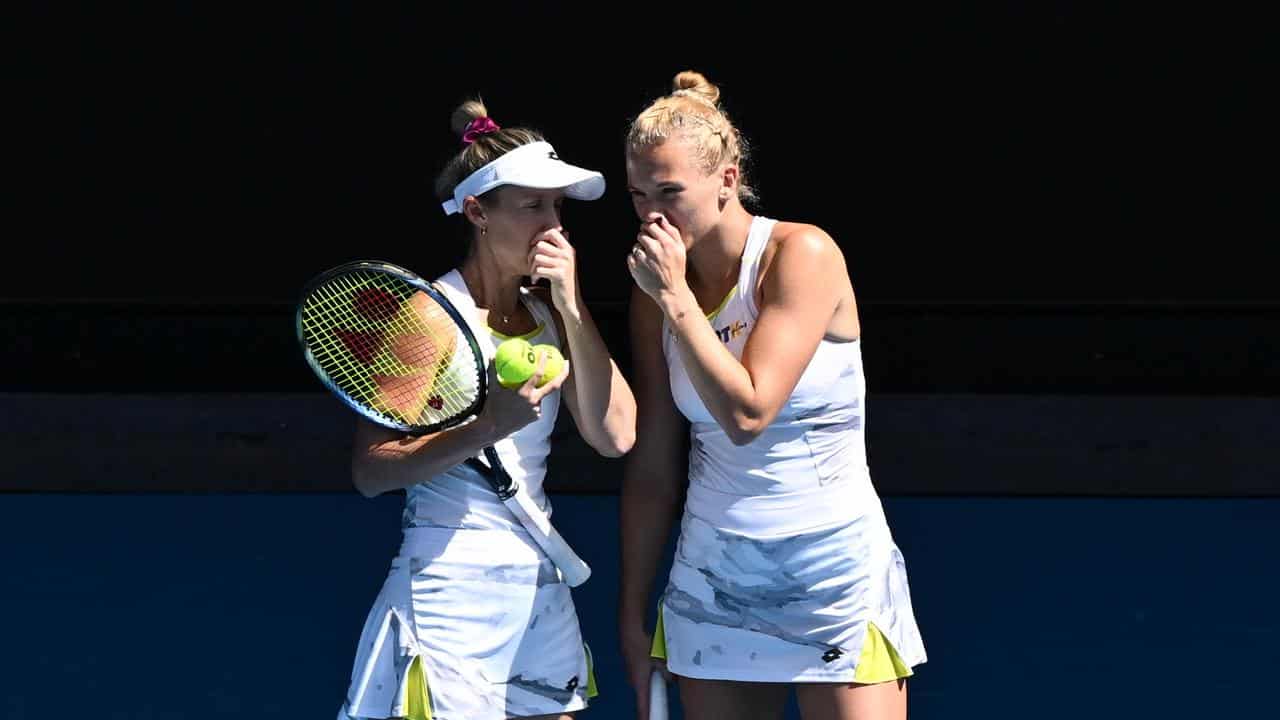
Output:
[
  {"xmin": 650, "ymin": 605, "xmax": 668, "ymax": 659},
  {"xmin": 704, "ymin": 286, "xmax": 737, "ymax": 322},
  {"xmin": 854, "ymin": 622, "xmax": 913, "ymax": 684},
  {"xmin": 585, "ymin": 643, "xmax": 599, "ymax": 699},
  {"xmin": 405, "ymin": 654, "xmax": 432, "ymax": 719},
  {"xmin": 487, "ymin": 323, "xmax": 545, "ymax": 342}
]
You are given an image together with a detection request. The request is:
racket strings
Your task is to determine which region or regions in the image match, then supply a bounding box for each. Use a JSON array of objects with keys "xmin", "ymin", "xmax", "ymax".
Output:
[{"xmin": 300, "ymin": 270, "xmax": 482, "ymax": 426}]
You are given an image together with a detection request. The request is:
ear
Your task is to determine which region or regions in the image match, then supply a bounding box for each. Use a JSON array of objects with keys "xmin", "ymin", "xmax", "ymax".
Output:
[
  {"xmin": 462, "ymin": 196, "xmax": 487, "ymax": 231},
  {"xmin": 718, "ymin": 164, "xmax": 739, "ymax": 206}
]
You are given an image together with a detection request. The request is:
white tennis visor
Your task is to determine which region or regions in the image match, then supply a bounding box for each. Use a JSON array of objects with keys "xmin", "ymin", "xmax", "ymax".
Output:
[{"xmin": 441, "ymin": 141, "xmax": 606, "ymax": 215}]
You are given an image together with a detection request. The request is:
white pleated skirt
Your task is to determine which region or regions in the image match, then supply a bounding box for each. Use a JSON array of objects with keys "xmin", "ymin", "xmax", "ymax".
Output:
[
  {"xmin": 659, "ymin": 508, "xmax": 927, "ymax": 682},
  {"xmin": 336, "ymin": 526, "xmax": 591, "ymax": 720}
]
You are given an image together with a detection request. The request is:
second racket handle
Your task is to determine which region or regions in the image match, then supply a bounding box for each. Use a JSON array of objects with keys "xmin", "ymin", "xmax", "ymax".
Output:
[{"xmin": 649, "ymin": 668, "xmax": 669, "ymax": 720}]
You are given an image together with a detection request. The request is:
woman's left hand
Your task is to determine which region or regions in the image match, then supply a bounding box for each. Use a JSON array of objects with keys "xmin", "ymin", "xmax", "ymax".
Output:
[
  {"xmin": 529, "ymin": 227, "xmax": 581, "ymax": 318},
  {"xmin": 627, "ymin": 213, "xmax": 688, "ymax": 304}
]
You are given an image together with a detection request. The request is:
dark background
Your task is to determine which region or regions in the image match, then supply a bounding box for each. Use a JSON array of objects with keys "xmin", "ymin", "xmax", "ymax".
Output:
[
  {"xmin": 9, "ymin": 3, "xmax": 1277, "ymax": 303},
  {"xmin": 6, "ymin": 3, "xmax": 1278, "ymax": 400},
  {"xmin": 3, "ymin": 4, "xmax": 1278, "ymax": 719}
]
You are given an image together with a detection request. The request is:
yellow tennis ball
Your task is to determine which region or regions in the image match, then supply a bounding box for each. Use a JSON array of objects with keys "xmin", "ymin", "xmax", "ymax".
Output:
[
  {"xmin": 531, "ymin": 344, "xmax": 565, "ymax": 388},
  {"xmin": 494, "ymin": 337, "xmax": 537, "ymax": 389}
]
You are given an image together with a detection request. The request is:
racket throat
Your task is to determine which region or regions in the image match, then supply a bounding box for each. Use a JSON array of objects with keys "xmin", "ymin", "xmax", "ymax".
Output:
[{"xmin": 470, "ymin": 451, "xmax": 520, "ymax": 500}]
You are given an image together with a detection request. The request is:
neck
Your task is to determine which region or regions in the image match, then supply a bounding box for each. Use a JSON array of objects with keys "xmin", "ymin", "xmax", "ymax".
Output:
[
  {"xmin": 459, "ymin": 252, "xmax": 523, "ymax": 321},
  {"xmin": 687, "ymin": 205, "xmax": 754, "ymax": 289}
]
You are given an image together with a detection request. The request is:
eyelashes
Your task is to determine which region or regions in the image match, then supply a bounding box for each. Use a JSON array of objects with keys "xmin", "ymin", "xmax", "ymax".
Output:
[{"xmin": 628, "ymin": 187, "xmax": 683, "ymax": 198}]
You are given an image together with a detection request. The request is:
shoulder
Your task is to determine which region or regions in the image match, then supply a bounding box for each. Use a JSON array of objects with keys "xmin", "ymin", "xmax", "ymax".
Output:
[{"xmin": 761, "ymin": 221, "xmax": 845, "ymax": 280}]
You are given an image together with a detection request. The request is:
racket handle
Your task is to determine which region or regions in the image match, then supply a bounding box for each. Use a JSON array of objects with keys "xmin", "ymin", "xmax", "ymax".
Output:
[
  {"xmin": 504, "ymin": 489, "xmax": 592, "ymax": 587},
  {"xmin": 648, "ymin": 668, "xmax": 669, "ymax": 720}
]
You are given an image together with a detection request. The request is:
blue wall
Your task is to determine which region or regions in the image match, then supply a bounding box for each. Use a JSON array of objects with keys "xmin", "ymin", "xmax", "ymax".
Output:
[{"xmin": 2, "ymin": 494, "xmax": 1276, "ymax": 719}]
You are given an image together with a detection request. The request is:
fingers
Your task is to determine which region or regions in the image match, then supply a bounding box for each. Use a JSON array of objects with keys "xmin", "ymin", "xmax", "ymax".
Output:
[
  {"xmin": 529, "ymin": 233, "xmax": 574, "ymax": 283},
  {"xmin": 637, "ymin": 223, "xmax": 668, "ymax": 248},
  {"xmin": 640, "ymin": 213, "xmax": 676, "ymax": 244},
  {"xmin": 529, "ymin": 262, "xmax": 562, "ymax": 284},
  {"xmin": 520, "ymin": 349, "xmax": 550, "ymax": 392},
  {"xmin": 528, "ymin": 242, "xmax": 554, "ymax": 268},
  {"xmin": 540, "ymin": 227, "xmax": 570, "ymax": 248},
  {"xmin": 519, "ymin": 348, "xmax": 569, "ymax": 404},
  {"xmin": 629, "ymin": 242, "xmax": 647, "ymax": 265},
  {"xmin": 529, "ymin": 359, "xmax": 570, "ymax": 403},
  {"xmin": 627, "ymin": 242, "xmax": 660, "ymax": 293},
  {"xmin": 633, "ymin": 222, "xmax": 666, "ymax": 265},
  {"xmin": 531, "ymin": 229, "xmax": 572, "ymax": 266},
  {"xmin": 635, "ymin": 235, "xmax": 664, "ymax": 260},
  {"xmin": 531, "ymin": 235, "xmax": 571, "ymax": 260},
  {"xmin": 636, "ymin": 215, "xmax": 680, "ymax": 264}
]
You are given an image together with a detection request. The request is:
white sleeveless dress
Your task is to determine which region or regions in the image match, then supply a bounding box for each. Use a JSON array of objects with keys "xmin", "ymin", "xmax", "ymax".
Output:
[
  {"xmin": 336, "ymin": 269, "xmax": 592, "ymax": 720},
  {"xmin": 658, "ymin": 216, "xmax": 927, "ymax": 682}
]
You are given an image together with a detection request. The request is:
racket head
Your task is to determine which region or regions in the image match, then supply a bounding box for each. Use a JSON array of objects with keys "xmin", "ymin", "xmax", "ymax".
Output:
[{"xmin": 296, "ymin": 260, "xmax": 489, "ymax": 434}]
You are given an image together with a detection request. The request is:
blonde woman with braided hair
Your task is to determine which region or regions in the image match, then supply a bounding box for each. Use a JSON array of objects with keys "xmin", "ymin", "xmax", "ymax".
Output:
[
  {"xmin": 618, "ymin": 71, "xmax": 926, "ymax": 719},
  {"xmin": 336, "ymin": 97, "xmax": 636, "ymax": 720}
]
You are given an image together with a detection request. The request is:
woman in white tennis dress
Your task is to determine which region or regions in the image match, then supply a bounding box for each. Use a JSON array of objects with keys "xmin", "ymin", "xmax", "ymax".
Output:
[
  {"xmin": 336, "ymin": 100, "xmax": 636, "ymax": 720},
  {"xmin": 619, "ymin": 71, "xmax": 926, "ymax": 719}
]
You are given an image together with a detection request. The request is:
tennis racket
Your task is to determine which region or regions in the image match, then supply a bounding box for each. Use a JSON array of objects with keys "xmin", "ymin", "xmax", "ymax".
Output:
[
  {"xmin": 296, "ymin": 260, "xmax": 591, "ymax": 587},
  {"xmin": 648, "ymin": 668, "xmax": 669, "ymax": 720}
]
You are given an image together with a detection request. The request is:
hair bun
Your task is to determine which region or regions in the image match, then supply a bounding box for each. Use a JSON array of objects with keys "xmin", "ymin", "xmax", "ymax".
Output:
[
  {"xmin": 672, "ymin": 70, "xmax": 720, "ymax": 106},
  {"xmin": 450, "ymin": 99, "xmax": 491, "ymax": 139}
]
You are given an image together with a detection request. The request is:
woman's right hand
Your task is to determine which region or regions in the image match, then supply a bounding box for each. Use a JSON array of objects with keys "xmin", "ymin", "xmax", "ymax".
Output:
[
  {"xmin": 621, "ymin": 623, "xmax": 666, "ymax": 720},
  {"xmin": 479, "ymin": 352, "xmax": 569, "ymax": 441},
  {"xmin": 628, "ymin": 213, "xmax": 690, "ymax": 310}
]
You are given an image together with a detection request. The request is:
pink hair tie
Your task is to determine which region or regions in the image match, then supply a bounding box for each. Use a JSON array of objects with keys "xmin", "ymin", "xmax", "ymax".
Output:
[{"xmin": 462, "ymin": 117, "xmax": 501, "ymax": 145}]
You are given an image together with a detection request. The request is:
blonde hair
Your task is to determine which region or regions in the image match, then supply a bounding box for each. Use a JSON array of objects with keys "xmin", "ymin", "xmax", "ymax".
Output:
[
  {"xmin": 433, "ymin": 98, "xmax": 544, "ymax": 204},
  {"xmin": 627, "ymin": 70, "xmax": 756, "ymax": 205}
]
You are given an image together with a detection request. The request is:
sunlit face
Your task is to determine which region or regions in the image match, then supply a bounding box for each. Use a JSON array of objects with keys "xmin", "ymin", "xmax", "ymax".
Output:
[
  {"xmin": 471, "ymin": 186, "xmax": 565, "ymax": 271},
  {"xmin": 626, "ymin": 138, "xmax": 728, "ymax": 245}
]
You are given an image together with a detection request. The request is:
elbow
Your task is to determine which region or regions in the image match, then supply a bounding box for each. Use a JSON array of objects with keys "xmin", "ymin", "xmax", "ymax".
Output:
[
  {"xmin": 615, "ymin": 428, "xmax": 637, "ymax": 456},
  {"xmin": 726, "ymin": 412, "xmax": 768, "ymax": 446},
  {"xmin": 602, "ymin": 429, "xmax": 637, "ymax": 458},
  {"xmin": 590, "ymin": 425, "xmax": 636, "ymax": 458},
  {"xmin": 350, "ymin": 458, "xmax": 383, "ymax": 498},
  {"xmin": 592, "ymin": 405, "xmax": 637, "ymax": 457}
]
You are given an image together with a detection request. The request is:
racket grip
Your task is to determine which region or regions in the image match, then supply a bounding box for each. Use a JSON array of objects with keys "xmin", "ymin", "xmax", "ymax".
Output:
[
  {"xmin": 648, "ymin": 668, "xmax": 669, "ymax": 720},
  {"xmin": 504, "ymin": 489, "xmax": 592, "ymax": 587}
]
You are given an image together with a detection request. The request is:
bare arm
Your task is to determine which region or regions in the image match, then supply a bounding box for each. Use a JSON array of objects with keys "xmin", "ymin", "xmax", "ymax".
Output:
[
  {"xmin": 637, "ymin": 218, "xmax": 849, "ymax": 444},
  {"xmin": 351, "ymin": 362, "xmax": 566, "ymax": 498},
  {"xmin": 530, "ymin": 231, "xmax": 636, "ymax": 457},
  {"xmin": 664, "ymin": 228, "xmax": 838, "ymax": 442},
  {"xmin": 351, "ymin": 416, "xmax": 497, "ymax": 498},
  {"xmin": 618, "ymin": 285, "xmax": 688, "ymax": 635},
  {"xmin": 536, "ymin": 286, "xmax": 637, "ymax": 458}
]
